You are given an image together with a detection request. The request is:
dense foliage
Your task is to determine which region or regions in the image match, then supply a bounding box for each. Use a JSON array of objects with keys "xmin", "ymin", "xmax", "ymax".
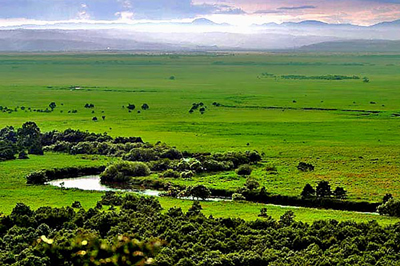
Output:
[
  {"xmin": 1, "ymin": 194, "xmax": 400, "ymax": 266},
  {"xmin": 100, "ymin": 162, "xmax": 151, "ymax": 183}
]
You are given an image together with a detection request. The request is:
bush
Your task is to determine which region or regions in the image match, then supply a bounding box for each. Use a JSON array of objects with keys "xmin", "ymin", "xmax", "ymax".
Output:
[
  {"xmin": 245, "ymin": 178, "xmax": 259, "ymax": 190},
  {"xmin": 203, "ymin": 159, "xmax": 233, "ymax": 172},
  {"xmin": 100, "ymin": 162, "xmax": 151, "ymax": 183},
  {"xmin": 180, "ymin": 171, "xmax": 195, "ymax": 179},
  {"xmin": 123, "ymin": 148, "xmax": 158, "ymax": 162},
  {"xmin": 378, "ymin": 199, "xmax": 400, "ymax": 217},
  {"xmin": 0, "ymin": 140, "xmax": 17, "ymax": 161},
  {"xmin": 161, "ymin": 169, "xmax": 180, "ymax": 178},
  {"xmin": 297, "ymin": 162, "xmax": 315, "ymax": 172},
  {"xmin": 232, "ymin": 193, "xmax": 246, "ymax": 201},
  {"xmin": 71, "ymin": 201, "xmax": 82, "ymax": 208},
  {"xmin": 265, "ymin": 164, "xmax": 277, "ymax": 173},
  {"xmin": 18, "ymin": 150, "xmax": 29, "ymax": 159},
  {"xmin": 26, "ymin": 171, "xmax": 48, "ymax": 185},
  {"xmin": 236, "ymin": 164, "xmax": 252, "ymax": 176}
]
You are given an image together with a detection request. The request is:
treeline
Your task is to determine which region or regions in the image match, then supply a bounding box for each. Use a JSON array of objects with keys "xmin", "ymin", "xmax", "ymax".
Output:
[
  {"xmin": 1, "ymin": 194, "xmax": 400, "ymax": 265},
  {"xmin": 281, "ymin": 75, "xmax": 361, "ymax": 80}
]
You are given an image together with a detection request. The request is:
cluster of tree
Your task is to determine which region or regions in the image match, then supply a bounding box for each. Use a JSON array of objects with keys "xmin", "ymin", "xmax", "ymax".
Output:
[
  {"xmin": 2, "ymin": 194, "xmax": 400, "ymax": 265},
  {"xmin": 124, "ymin": 104, "xmax": 150, "ymax": 113},
  {"xmin": 162, "ymin": 185, "xmax": 212, "ymax": 201},
  {"xmin": 84, "ymin": 103, "xmax": 95, "ymax": 108},
  {"xmin": 301, "ymin": 181, "xmax": 347, "ymax": 199},
  {"xmin": 0, "ymin": 122, "xmax": 45, "ymax": 161},
  {"xmin": 189, "ymin": 102, "xmax": 206, "ymax": 114},
  {"xmin": 41, "ymin": 128, "xmax": 143, "ymax": 146},
  {"xmin": 0, "ymin": 102, "xmax": 58, "ymax": 114},
  {"xmin": 281, "ymin": 75, "xmax": 361, "ymax": 81}
]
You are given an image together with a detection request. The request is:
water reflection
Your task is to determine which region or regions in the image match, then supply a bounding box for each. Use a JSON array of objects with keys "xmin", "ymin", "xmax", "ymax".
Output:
[{"xmin": 47, "ymin": 176, "xmax": 161, "ymax": 196}]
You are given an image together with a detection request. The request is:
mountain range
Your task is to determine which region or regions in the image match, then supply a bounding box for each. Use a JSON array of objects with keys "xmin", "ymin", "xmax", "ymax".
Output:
[{"xmin": 0, "ymin": 18, "xmax": 399, "ymax": 52}]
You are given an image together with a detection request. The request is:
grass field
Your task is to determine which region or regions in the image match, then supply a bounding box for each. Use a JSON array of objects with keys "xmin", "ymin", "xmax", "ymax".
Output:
[
  {"xmin": 0, "ymin": 153, "xmax": 397, "ymax": 225},
  {"xmin": 1, "ymin": 52, "xmax": 400, "ymax": 222}
]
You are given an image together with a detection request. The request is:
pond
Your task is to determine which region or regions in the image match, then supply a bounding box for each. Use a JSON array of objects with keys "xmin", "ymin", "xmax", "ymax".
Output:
[
  {"xmin": 47, "ymin": 176, "xmax": 230, "ymax": 201},
  {"xmin": 47, "ymin": 176, "xmax": 161, "ymax": 196}
]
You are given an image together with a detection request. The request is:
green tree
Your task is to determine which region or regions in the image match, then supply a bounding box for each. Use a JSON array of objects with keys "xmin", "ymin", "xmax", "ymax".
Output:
[
  {"xmin": 301, "ymin": 184, "xmax": 316, "ymax": 198},
  {"xmin": 245, "ymin": 177, "xmax": 259, "ymax": 190},
  {"xmin": 316, "ymin": 181, "xmax": 332, "ymax": 198},
  {"xmin": 49, "ymin": 102, "xmax": 56, "ymax": 110},
  {"xmin": 17, "ymin": 122, "xmax": 43, "ymax": 155},
  {"xmin": 333, "ymin": 187, "xmax": 347, "ymax": 199}
]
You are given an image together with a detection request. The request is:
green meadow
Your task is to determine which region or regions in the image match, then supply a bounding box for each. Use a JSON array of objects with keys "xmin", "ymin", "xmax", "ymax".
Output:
[{"xmin": 1, "ymin": 52, "xmax": 400, "ymax": 223}]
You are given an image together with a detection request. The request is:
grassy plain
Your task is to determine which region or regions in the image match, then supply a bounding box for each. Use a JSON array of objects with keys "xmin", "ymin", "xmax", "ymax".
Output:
[{"xmin": 0, "ymin": 53, "xmax": 400, "ymax": 222}]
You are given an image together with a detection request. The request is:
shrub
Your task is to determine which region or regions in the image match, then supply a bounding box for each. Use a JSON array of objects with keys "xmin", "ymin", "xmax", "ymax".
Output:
[
  {"xmin": 123, "ymin": 148, "xmax": 158, "ymax": 162},
  {"xmin": 18, "ymin": 150, "xmax": 29, "ymax": 159},
  {"xmin": 203, "ymin": 159, "xmax": 233, "ymax": 172},
  {"xmin": 265, "ymin": 164, "xmax": 277, "ymax": 173},
  {"xmin": 100, "ymin": 162, "xmax": 151, "ymax": 183},
  {"xmin": 232, "ymin": 193, "xmax": 246, "ymax": 201},
  {"xmin": 236, "ymin": 164, "xmax": 253, "ymax": 176},
  {"xmin": 161, "ymin": 169, "xmax": 180, "ymax": 178},
  {"xmin": 378, "ymin": 199, "xmax": 400, "ymax": 217},
  {"xmin": 71, "ymin": 201, "xmax": 82, "ymax": 208},
  {"xmin": 26, "ymin": 171, "xmax": 48, "ymax": 185},
  {"xmin": 180, "ymin": 171, "xmax": 195, "ymax": 179},
  {"xmin": 0, "ymin": 140, "xmax": 17, "ymax": 161},
  {"xmin": 297, "ymin": 162, "xmax": 315, "ymax": 172},
  {"xmin": 245, "ymin": 178, "xmax": 259, "ymax": 190}
]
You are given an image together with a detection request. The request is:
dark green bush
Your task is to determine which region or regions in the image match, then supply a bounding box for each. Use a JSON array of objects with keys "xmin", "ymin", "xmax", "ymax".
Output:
[{"xmin": 100, "ymin": 162, "xmax": 151, "ymax": 183}]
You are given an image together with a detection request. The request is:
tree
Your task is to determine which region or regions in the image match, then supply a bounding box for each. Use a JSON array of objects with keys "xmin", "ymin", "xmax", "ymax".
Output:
[
  {"xmin": 301, "ymin": 184, "xmax": 316, "ymax": 198},
  {"xmin": 49, "ymin": 102, "xmax": 56, "ymax": 110},
  {"xmin": 102, "ymin": 116, "xmax": 106, "ymax": 120},
  {"xmin": 258, "ymin": 208, "xmax": 268, "ymax": 217},
  {"xmin": 333, "ymin": 187, "xmax": 347, "ymax": 199},
  {"xmin": 363, "ymin": 77, "xmax": 370, "ymax": 83},
  {"xmin": 0, "ymin": 140, "xmax": 17, "ymax": 160},
  {"xmin": 17, "ymin": 122, "xmax": 43, "ymax": 155},
  {"xmin": 236, "ymin": 164, "xmax": 253, "ymax": 176},
  {"xmin": 141, "ymin": 104, "xmax": 149, "ymax": 110},
  {"xmin": 187, "ymin": 185, "xmax": 211, "ymax": 201},
  {"xmin": 316, "ymin": 181, "xmax": 332, "ymax": 198},
  {"xmin": 279, "ymin": 210, "xmax": 295, "ymax": 226},
  {"xmin": 383, "ymin": 193, "xmax": 393, "ymax": 203},
  {"xmin": 245, "ymin": 178, "xmax": 260, "ymax": 190},
  {"xmin": 92, "ymin": 117, "xmax": 98, "ymax": 122},
  {"xmin": 297, "ymin": 162, "xmax": 315, "ymax": 172},
  {"xmin": 127, "ymin": 104, "xmax": 136, "ymax": 111},
  {"xmin": 378, "ymin": 199, "xmax": 400, "ymax": 217}
]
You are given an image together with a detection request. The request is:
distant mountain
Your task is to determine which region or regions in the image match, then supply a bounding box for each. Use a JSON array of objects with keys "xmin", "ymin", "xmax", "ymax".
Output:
[
  {"xmin": 299, "ymin": 39, "xmax": 400, "ymax": 52},
  {"xmin": 371, "ymin": 19, "xmax": 400, "ymax": 28},
  {"xmin": 191, "ymin": 18, "xmax": 218, "ymax": 26},
  {"xmin": 254, "ymin": 20, "xmax": 358, "ymax": 28},
  {"xmin": 0, "ymin": 29, "xmax": 200, "ymax": 51}
]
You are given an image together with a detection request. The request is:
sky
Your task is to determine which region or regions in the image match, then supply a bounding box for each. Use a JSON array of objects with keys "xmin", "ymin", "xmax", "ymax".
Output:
[{"xmin": 0, "ymin": 0, "xmax": 399, "ymax": 27}]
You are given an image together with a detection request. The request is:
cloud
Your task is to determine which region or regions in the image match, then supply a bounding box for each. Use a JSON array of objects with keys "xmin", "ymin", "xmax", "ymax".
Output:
[
  {"xmin": 0, "ymin": 0, "xmax": 243, "ymax": 20},
  {"xmin": 278, "ymin": 5, "xmax": 317, "ymax": 10}
]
